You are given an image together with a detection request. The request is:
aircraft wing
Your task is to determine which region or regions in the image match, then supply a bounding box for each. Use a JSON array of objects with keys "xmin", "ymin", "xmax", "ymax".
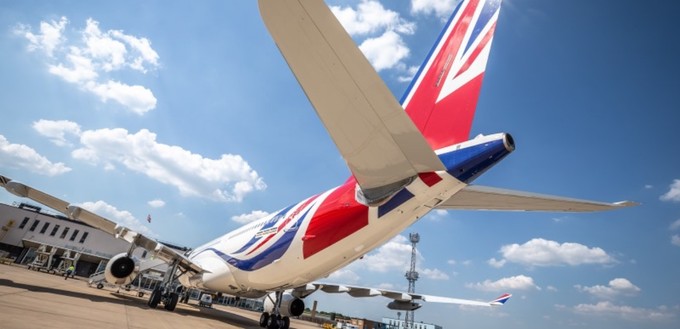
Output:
[
  {"xmin": 0, "ymin": 174, "xmax": 205, "ymax": 274},
  {"xmin": 258, "ymin": 0, "xmax": 445, "ymax": 197},
  {"xmin": 292, "ymin": 283, "xmax": 511, "ymax": 308},
  {"xmin": 438, "ymin": 185, "xmax": 638, "ymax": 212}
]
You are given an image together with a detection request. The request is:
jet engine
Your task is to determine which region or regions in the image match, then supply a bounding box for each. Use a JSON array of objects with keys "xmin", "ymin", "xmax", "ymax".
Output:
[
  {"xmin": 104, "ymin": 253, "xmax": 140, "ymax": 286},
  {"xmin": 263, "ymin": 292, "xmax": 305, "ymax": 317},
  {"xmin": 387, "ymin": 300, "xmax": 422, "ymax": 311}
]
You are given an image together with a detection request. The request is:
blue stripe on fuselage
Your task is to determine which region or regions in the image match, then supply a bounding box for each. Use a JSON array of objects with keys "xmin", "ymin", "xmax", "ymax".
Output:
[
  {"xmin": 378, "ymin": 188, "xmax": 415, "ymax": 218},
  {"xmin": 206, "ymin": 206, "xmax": 313, "ymax": 271},
  {"xmin": 231, "ymin": 203, "xmax": 296, "ymax": 254}
]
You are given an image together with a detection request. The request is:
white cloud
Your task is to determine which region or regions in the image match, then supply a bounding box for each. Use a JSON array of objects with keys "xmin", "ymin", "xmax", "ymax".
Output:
[
  {"xmin": 575, "ymin": 278, "xmax": 641, "ymax": 299},
  {"xmin": 328, "ymin": 268, "xmax": 361, "ymax": 284},
  {"xmin": 492, "ymin": 238, "xmax": 615, "ymax": 267},
  {"xmin": 411, "ymin": 0, "xmax": 458, "ymax": 17},
  {"xmin": 487, "ymin": 258, "xmax": 506, "ymax": 268},
  {"xmin": 331, "ymin": 0, "xmax": 414, "ymax": 36},
  {"xmin": 15, "ymin": 17, "xmax": 159, "ymax": 114},
  {"xmin": 14, "ymin": 17, "xmax": 68, "ymax": 57},
  {"xmin": 466, "ymin": 275, "xmax": 539, "ymax": 292},
  {"xmin": 361, "ymin": 235, "xmax": 413, "ymax": 272},
  {"xmin": 660, "ymin": 179, "xmax": 680, "ymax": 202},
  {"xmin": 331, "ymin": 0, "xmax": 415, "ymax": 72},
  {"xmin": 397, "ymin": 65, "xmax": 420, "ymax": 83},
  {"xmin": 79, "ymin": 200, "xmax": 155, "ymax": 237},
  {"xmin": 672, "ymin": 235, "xmax": 680, "ymax": 247},
  {"xmin": 670, "ymin": 219, "xmax": 680, "ymax": 231},
  {"xmin": 329, "ymin": 235, "xmax": 448, "ymax": 283},
  {"xmin": 32, "ymin": 119, "xmax": 82, "ymax": 146},
  {"xmin": 71, "ymin": 127, "xmax": 266, "ymax": 202},
  {"xmin": 359, "ymin": 30, "xmax": 410, "ymax": 72},
  {"xmin": 232, "ymin": 210, "xmax": 270, "ymax": 224},
  {"xmin": 573, "ymin": 301, "xmax": 676, "ymax": 321},
  {"xmin": 0, "ymin": 135, "xmax": 71, "ymax": 176},
  {"xmin": 377, "ymin": 282, "xmax": 395, "ymax": 290},
  {"xmin": 644, "ymin": 184, "xmax": 653, "ymax": 189},
  {"xmin": 84, "ymin": 80, "xmax": 156, "ymax": 114},
  {"xmin": 546, "ymin": 285, "xmax": 558, "ymax": 292},
  {"xmin": 420, "ymin": 268, "xmax": 449, "ymax": 280},
  {"xmin": 147, "ymin": 199, "xmax": 165, "ymax": 208}
]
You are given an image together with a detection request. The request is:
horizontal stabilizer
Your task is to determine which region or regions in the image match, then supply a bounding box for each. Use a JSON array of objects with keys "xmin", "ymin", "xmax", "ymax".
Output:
[
  {"xmin": 258, "ymin": 0, "xmax": 444, "ymax": 194},
  {"xmin": 438, "ymin": 185, "xmax": 638, "ymax": 212}
]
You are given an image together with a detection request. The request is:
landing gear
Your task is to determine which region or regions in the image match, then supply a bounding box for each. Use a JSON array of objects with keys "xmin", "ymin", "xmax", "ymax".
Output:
[
  {"xmin": 146, "ymin": 259, "xmax": 185, "ymax": 311},
  {"xmin": 164, "ymin": 292, "xmax": 179, "ymax": 311},
  {"xmin": 148, "ymin": 288, "xmax": 162, "ymax": 308},
  {"xmin": 259, "ymin": 291, "xmax": 291, "ymax": 329},
  {"xmin": 259, "ymin": 312, "xmax": 269, "ymax": 327},
  {"xmin": 267, "ymin": 314, "xmax": 281, "ymax": 329}
]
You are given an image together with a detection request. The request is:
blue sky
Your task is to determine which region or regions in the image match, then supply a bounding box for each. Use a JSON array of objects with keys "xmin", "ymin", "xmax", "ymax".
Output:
[{"xmin": 1, "ymin": 0, "xmax": 679, "ymax": 328}]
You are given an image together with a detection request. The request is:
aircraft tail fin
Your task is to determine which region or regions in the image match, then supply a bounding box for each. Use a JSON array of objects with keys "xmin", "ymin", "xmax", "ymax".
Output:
[{"xmin": 402, "ymin": 0, "xmax": 503, "ymax": 150}]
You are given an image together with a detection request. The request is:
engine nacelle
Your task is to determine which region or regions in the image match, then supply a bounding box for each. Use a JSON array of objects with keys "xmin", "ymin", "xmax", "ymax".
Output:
[
  {"xmin": 263, "ymin": 292, "xmax": 305, "ymax": 317},
  {"xmin": 387, "ymin": 300, "xmax": 422, "ymax": 311},
  {"xmin": 104, "ymin": 253, "xmax": 140, "ymax": 286}
]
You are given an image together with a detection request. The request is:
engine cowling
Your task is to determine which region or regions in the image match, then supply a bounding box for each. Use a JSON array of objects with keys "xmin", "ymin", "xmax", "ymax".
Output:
[
  {"xmin": 387, "ymin": 300, "xmax": 422, "ymax": 311},
  {"xmin": 104, "ymin": 253, "xmax": 140, "ymax": 286},
  {"xmin": 263, "ymin": 292, "xmax": 305, "ymax": 317}
]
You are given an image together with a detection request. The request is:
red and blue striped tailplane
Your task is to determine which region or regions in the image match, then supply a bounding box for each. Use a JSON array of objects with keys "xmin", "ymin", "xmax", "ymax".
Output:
[{"xmin": 401, "ymin": 0, "xmax": 503, "ymax": 150}]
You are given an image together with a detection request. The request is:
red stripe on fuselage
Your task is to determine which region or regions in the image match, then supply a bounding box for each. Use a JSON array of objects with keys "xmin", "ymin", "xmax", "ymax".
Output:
[
  {"xmin": 303, "ymin": 179, "xmax": 368, "ymax": 259},
  {"xmin": 418, "ymin": 172, "xmax": 443, "ymax": 187}
]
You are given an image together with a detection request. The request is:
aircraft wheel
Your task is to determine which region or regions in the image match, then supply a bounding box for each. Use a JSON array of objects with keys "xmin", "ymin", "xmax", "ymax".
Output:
[
  {"xmin": 148, "ymin": 288, "xmax": 161, "ymax": 308},
  {"xmin": 281, "ymin": 316, "xmax": 290, "ymax": 329},
  {"xmin": 96, "ymin": 283, "xmax": 104, "ymax": 289},
  {"xmin": 138, "ymin": 291, "xmax": 144, "ymax": 298},
  {"xmin": 164, "ymin": 292, "xmax": 179, "ymax": 311},
  {"xmin": 267, "ymin": 314, "xmax": 280, "ymax": 329},
  {"xmin": 259, "ymin": 312, "xmax": 269, "ymax": 328}
]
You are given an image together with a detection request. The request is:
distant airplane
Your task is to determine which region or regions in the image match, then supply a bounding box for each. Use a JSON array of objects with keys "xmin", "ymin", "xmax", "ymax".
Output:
[{"xmin": 0, "ymin": 1, "xmax": 636, "ymax": 329}]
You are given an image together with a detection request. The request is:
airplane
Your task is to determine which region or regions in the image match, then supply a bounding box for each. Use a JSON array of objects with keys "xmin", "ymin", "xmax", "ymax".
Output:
[{"xmin": 0, "ymin": 0, "xmax": 637, "ymax": 328}]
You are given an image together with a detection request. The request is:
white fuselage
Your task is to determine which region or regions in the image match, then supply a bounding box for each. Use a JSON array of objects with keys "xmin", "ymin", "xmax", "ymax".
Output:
[{"xmin": 178, "ymin": 169, "xmax": 465, "ymax": 296}]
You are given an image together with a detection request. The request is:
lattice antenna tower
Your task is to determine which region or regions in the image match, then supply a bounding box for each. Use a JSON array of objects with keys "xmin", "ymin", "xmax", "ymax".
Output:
[{"xmin": 404, "ymin": 232, "xmax": 419, "ymax": 328}]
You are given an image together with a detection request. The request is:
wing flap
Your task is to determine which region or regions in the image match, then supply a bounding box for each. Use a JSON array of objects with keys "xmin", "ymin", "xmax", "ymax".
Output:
[
  {"xmin": 438, "ymin": 185, "xmax": 638, "ymax": 212},
  {"xmin": 258, "ymin": 0, "xmax": 444, "ymax": 192}
]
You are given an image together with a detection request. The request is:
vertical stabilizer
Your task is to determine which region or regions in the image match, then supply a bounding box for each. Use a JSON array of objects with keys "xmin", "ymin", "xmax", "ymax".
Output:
[{"xmin": 402, "ymin": 0, "xmax": 503, "ymax": 150}]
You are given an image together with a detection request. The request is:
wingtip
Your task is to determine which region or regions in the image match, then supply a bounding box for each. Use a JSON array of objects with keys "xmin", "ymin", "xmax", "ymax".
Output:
[
  {"xmin": 614, "ymin": 201, "xmax": 640, "ymax": 207},
  {"xmin": 490, "ymin": 293, "xmax": 512, "ymax": 306}
]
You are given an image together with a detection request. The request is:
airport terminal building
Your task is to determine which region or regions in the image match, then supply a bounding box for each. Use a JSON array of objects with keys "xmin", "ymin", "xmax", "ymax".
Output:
[{"xmin": 0, "ymin": 201, "xmax": 141, "ymax": 277}]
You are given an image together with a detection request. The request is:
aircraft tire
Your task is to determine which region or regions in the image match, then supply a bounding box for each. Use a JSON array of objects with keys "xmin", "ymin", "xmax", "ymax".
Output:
[
  {"xmin": 267, "ymin": 314, "xmax": 280, "ymax": 329},
  {"xmin": 259, "ymin": 312, "xmax": 269, "ymax": 327},
  {"xmin": 164, "ymin": 292, "xmax": 179, "ymax": 311},
  {"xmin": 148, "ymin": 288, "xmax": 161, "ymax": 308},
  {"xmin": 96, "ymin": 283, "xmax": 104, "ymax": 289},
  {"xmin": 281, "ymin": 316, "xmax": 290, "ymax": 329}
]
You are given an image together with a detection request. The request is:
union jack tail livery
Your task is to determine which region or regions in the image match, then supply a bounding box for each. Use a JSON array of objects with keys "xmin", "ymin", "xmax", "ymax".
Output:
[{"xmin": 403, "ymin": 0, "xmax": 502, "ymax": 150}]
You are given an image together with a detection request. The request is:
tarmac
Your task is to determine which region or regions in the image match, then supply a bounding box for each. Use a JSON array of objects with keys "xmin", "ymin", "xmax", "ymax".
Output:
[{"xmin": 0, "ymin": 263, "xmax": 321, "ymax": 329}]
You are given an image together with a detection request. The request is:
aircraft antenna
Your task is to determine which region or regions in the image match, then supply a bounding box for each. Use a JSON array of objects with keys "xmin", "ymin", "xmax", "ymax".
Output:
[{"xmin": 404, "ymin": 232, "xmax": 420, "ymax": 328}]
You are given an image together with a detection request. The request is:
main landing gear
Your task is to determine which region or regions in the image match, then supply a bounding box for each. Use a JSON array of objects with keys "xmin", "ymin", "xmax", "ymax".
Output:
[
  {"xmin": 147, "ymin": 259, "xmax": 182, "ymax": 312},
  {"xmin": 259, "ymin": 291, "xmax": 291, "ymax": 329}
]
